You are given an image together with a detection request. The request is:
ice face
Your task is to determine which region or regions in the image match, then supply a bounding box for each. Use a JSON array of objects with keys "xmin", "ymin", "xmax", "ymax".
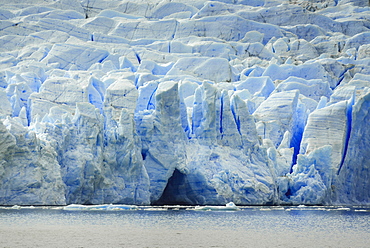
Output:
[
  {"xmin": 0, "ymin": 0, "xmax": 370, "ymax": 206},
  {"xmin": 332, "ymin": 92, "xmax": 370, "ymax": 204}
]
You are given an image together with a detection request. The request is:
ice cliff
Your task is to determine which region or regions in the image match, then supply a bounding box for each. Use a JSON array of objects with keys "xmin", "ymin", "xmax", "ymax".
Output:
[{"xmin": 0, "ymin": 0, "xmax": 370, "ymax": 206}]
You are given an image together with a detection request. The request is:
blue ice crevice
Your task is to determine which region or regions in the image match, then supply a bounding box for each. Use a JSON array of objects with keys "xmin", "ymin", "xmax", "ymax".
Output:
[
  {"xmin": 337, "ymin": 96, "xmax": 354, "ymax": 175},
  {"xmin": 332, "ymin": 92, "xmax": 370, "ymax": 204},
  {"xmin": 289, "ymin": 100, "xmax": 308, "ymax": 168}
]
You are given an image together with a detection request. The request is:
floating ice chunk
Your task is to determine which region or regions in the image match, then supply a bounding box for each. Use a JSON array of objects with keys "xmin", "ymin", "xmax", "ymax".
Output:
[
  {"xmin": 63, "ymin": 204, "xmax": 89, "ymax": 211},
  {"xmin": 106, "ymin": 204, "xmax": 139, "ymax": 211},
  {"xmin": 63, "ymin": 204, "xmax": 138, "ymax": 211},
  {"xmin": 194, "ymin": 202, "xmax": 240, "ymax": 211}
]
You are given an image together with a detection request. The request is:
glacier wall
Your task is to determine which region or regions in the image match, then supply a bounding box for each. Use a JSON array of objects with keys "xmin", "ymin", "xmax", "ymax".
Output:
[{"xmin": 0, "ymin": 0, "xmax": 370, "ymax": 205}]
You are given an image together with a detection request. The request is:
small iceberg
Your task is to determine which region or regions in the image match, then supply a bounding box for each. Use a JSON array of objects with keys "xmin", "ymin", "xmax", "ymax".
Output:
[
  {"xmin": 194, "ymin": 202, "xmax": 240, "ymax": 211},
  {"xmin": 106, "ymin": 204, "xmax": 139, "ymax": 211},
  {"xmin": 63, "ymin": 204, "xmax": 138, "ymax": 211}
]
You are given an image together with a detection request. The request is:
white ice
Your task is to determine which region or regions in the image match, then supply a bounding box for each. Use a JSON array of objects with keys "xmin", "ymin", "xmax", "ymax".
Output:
[{"xmin": 0, "ymin": 0, "xmax": 370, "ymax": 206}]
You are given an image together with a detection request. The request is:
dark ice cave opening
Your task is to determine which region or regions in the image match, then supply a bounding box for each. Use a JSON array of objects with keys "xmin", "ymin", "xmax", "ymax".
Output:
[{"xmin": 152, "ymin": 169, "xmax": 198, "ymax": 206}]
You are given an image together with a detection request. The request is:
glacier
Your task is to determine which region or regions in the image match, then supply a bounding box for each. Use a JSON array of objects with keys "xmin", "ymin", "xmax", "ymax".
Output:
[{"xmin": 0, "ymin": 0, "xmax": 369, "ymax": 206}]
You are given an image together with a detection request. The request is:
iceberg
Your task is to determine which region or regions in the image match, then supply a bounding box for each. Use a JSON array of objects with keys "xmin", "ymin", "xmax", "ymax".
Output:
[
  {"xmin": 194, "ymin": 202, "xmax": 240, "ymax": 211},
  {"xmin": 63, "ymin": 204, "xmax": 138, "ymax": 211},
  {"xmin": 0, "ymin": 0, "xmax": 370, "ymax": 206}
]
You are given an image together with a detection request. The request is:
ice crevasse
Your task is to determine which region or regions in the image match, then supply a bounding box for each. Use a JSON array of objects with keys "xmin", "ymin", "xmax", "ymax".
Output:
[{"xmin": 0, "ymin": 0, "xmax": 370, "ymax": 206}]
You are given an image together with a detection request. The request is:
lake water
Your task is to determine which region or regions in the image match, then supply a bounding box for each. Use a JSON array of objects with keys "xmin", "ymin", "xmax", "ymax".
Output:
[{"xmin": 1, "ymin": 205, "xmax": 370, "ymax": 248}]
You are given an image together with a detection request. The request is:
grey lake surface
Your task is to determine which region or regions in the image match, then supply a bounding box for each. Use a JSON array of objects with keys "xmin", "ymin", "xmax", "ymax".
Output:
[{"xmin": 1, "ymin": 206, "xmax": 370, "ymax": 248}]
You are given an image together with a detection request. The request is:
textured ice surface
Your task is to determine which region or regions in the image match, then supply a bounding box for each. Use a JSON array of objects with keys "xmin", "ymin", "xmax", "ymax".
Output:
[{"xmin": 0, "ymin": 0, "xmax": 370, "ymax": 206}]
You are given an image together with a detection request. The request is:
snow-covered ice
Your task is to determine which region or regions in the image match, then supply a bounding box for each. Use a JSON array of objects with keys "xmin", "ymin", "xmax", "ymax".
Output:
[{"xmin": 0, "ymin": 0, "xmax": 370, "ymax": 206}]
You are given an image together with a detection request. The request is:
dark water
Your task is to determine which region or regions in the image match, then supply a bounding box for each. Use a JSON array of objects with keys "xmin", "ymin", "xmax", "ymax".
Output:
[{"xmin": 1, "ymin": 206, "xmax": 370, "ymax": 248}]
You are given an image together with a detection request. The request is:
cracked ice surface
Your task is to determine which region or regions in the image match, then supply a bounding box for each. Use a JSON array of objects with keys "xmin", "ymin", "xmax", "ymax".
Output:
[{"xmin": 0, "ymin": 0, "xmax": 370, "ymax": 206}]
